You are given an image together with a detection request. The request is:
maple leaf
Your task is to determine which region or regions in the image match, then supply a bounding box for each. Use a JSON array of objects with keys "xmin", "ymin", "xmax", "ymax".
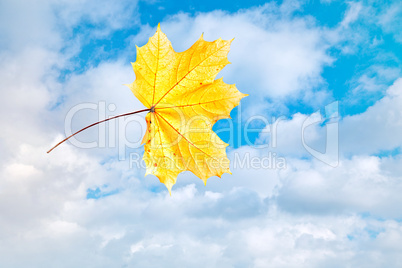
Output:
[
  {"xmin": 126, "ymin": 24, "xmax": 247, "ymax": 193},
  {"xmin": 47, "ymin": 24, "xmax": 247, "ymax": 194}
]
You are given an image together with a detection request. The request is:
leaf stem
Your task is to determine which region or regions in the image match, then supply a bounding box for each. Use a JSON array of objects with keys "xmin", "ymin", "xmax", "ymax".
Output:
[{"xmin": 47, "ymin": 108, "xmax": 150, "ymax": 154}]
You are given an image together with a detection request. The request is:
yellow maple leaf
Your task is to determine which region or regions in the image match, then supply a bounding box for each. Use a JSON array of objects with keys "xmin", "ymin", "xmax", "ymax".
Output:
[{"xmin": 126, "ymin": 24, "xmax": 247, "ymax": 193}]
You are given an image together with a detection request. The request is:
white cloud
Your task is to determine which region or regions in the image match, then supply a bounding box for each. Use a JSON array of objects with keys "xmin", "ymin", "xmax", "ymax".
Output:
[
  {"xmin": 378, "ymin": 1, "xmax": 402, "ymax": 43},
  {"xmin": 132, "ymin": 3, "xmax": 333, "ymax": 104},
  {"xmin": 257, "ymin": 77, "xmax": 402, "ymax": 157},
  {"xmin": 276, "ymin": 154, "xmax": 402, "ymax": 218},
  {"xmin": 1, "ymin": 0, "xmax": 402, "ymax": 267},
  {"xmin": 341, "ymin": 78, "xmax": 402, "ymax": 154},
  {"xmin": 340, "ymin": 1, "xmax": 362, "ymax": 28},
  {"xmin": 0, "ymin": 0, "xmax": 139, "ymax": 52}
]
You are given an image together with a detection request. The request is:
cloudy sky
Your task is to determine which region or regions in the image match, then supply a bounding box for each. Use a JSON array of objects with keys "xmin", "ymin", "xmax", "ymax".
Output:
[{"xmin": 1, "ymin": 0, "xmax": 402, "ymax": 267}]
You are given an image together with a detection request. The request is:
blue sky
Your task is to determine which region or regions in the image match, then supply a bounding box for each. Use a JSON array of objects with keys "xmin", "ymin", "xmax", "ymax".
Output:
[{"xmin": 1, "ymin": 0, "xmax": 402, "ymax": 267}]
